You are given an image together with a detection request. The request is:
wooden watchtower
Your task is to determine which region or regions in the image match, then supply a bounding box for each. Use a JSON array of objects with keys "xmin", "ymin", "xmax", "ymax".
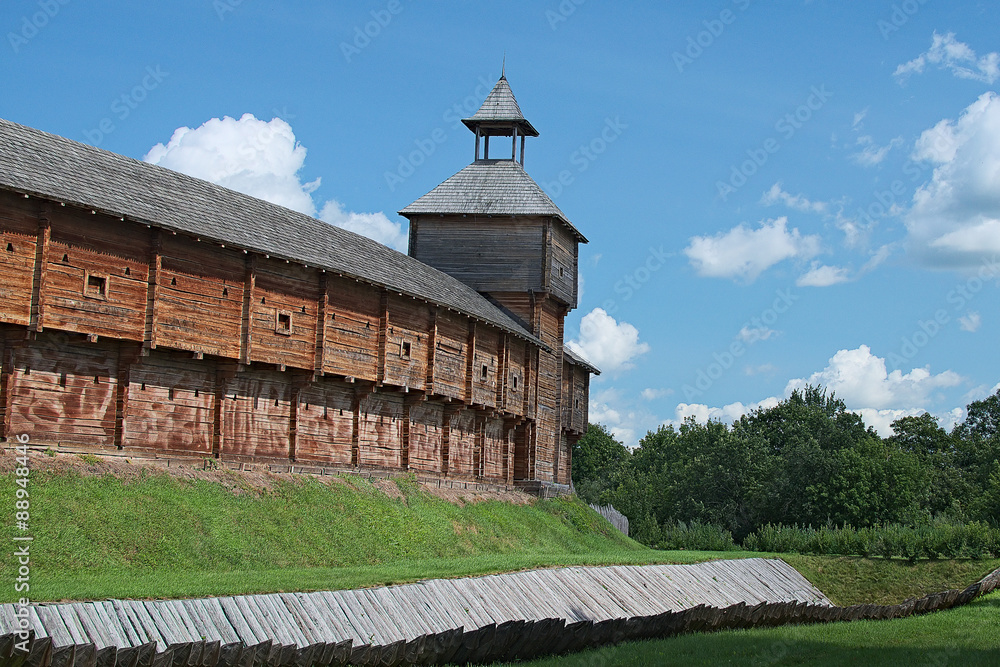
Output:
[{"xmin": 400, "ymin": 72, "xmax": 591, "ymax": 487}]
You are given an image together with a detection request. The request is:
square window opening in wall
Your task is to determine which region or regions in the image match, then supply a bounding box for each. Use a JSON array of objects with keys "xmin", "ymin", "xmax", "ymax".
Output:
[
  {"xmin": 275, "ymin": 310, "xmax": 292, "ymax": 335},
  {"xmin": 559, "ymin": 266, "xmax": 565, "ymax": 277},
  {"xmin": 84, "ymin": 272, "xmax": 108, "ymax": 300},
  {"xmin": 512, "ymin": 373, "xmax": 519, "ymax": 391},
  {"xmin": 400, "ymin": 341, "xmax": 411, "ymax": 359},
  {"xmin": 481, "ymin": 364, "xmax": 489, "ymax": 381}
]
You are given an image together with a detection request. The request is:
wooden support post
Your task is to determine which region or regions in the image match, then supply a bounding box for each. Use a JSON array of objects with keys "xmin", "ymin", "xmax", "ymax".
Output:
[
  {"xmin": 28, "ymin": 205, "xmax": 51, "ymax": 333},
  {"xmin": 495, "ymin": 333, "xmax": 508, "ymax": 410},
  {"xmin": 553, "ymin": 308, "xmax": 565, "ymax": 478},
  {"xmin": 442, "ymin": 404, "xmax": 463, "ymax": 476},
  {"xmin": 239, "ymin": 255, "xmax": 256, "ymax": 365},
  {"xmin": 464, "ymin": 321, "xmax": 477, "ymax": 405},
  {"xmin": 143, "ymin": 228, "xmax": 162, "ymax": 350},
  {"xmin": 484, "ymin": 135, "xmax": 490, "ymax": 160},
  {"xmin": 314, "ymin": 272, "xmax": 329, "ymax": 377},
  {"xmin": 288, "ymin": 374, "xmax": 310, "ymax": 462},
  {"xmin": 511, "ymin": 125, "xmax": 517, "ymax": 160},
  {"xmin": 475, "ymin": 128, "xmax": 480, "ymax": 161},
  {"xmin": 520, "ymin": 135, "xmax": 526, "ymax": 166},
  {"xmin": 0, "ymin": 341, "xmax": 12, "ymax": 441},
  {"xmin": 376, "ymin": 290, "xmax": 388, "ymax": 385},
  {"xmin": 541, "ymin": 221, "xmax": 552, "ymax": 293},
  {"xmin": 425, "ymin": 307, "xmax": 437, "ymax": 396},
  {"xmin": 113, "ymin": 342, "xmax": 141, "ymax": 450},
  {"xmin": 401, "ymin": 393, "xmax": 422, "ymax": 471},
  {"xmin": 213, "ymin": 362, "xmax": 237, "ymax": 459},
  {"xmin": 351, "ymin": 382, "xmax": 375, "ymax": 468}
]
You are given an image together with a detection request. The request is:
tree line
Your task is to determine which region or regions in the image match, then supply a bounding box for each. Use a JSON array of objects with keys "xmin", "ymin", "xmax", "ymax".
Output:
[{"xmin": 573, "ymin": 386, "xmax": 1000, "ymax": 546}]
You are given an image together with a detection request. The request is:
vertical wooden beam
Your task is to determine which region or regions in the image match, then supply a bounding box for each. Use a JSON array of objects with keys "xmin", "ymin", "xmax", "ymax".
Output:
[
  {"xmin": 495, "ymin": 333, "xmax": 508, "ymax": 411},
  {"xmin": 113, "ymin": 342, "xmax": 140, "ymax": 450},
  {"xmin": 464, "ymin": 321, "xmax": 477, "ymax": 405},
  {"xmin": 425, "ymin": 307, "xmax": 438, "ymax": 395},
  {"xmin": 314, "ymin": 272, "xmax": 329, "ymax": 377},
  {"xmin": 442, "ymin": 404, "xmax": 461, "ymax": 476},
  {"xmin": 213, "ymin": 362, "xmax": 235, "ymax": 459},
  {"xmin": 553, "ymin": 306, "xmax": 566, "ymax": 479},
  {"xmin": 28, "ymin": 205, "xmax": 51, "ymax": 333},
  {"xmin": 0, "ymin": 340, "xmax": 12, "ymax": 441},
  {"xmin": 376, "ymin": 290, "xmax": 388, "ymax": 385},
  {"xmin": 143, "ymin": 228, "xmax": 162, "ymax": 350},
  {"xmin": 239, "ymin": 255, "xmax": 256, "ymax": 365},
  {"xmin": 523, "ymin": 342, "xmax": 532, "ymax": 418},
  {"xmin": 288, "ymin": 375, "xmax": 308, "ymax": 463},
  {"xmin": 351, "ymin": 383, "xmax": 373, "ymax": 468},
  {"xmin": 541, "ymin": 221, "xmax": 552, "ymax": 293},
  {"xmin": 477, "ymin": 414, "xmax": 486, "ymax": 479},
  {"xmin": 520, "ymin": 135, "xmax": 526, "ymax": 166}
]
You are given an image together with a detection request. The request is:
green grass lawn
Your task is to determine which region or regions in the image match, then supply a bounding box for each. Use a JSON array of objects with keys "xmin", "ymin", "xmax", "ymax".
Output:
[
  {"xmin": 1, "ymin": 460, "xmax": 665, "ymax": 601},
  {"xmin": 488, "ymin": 591, "xmax": 1000, "ymax": 666}
]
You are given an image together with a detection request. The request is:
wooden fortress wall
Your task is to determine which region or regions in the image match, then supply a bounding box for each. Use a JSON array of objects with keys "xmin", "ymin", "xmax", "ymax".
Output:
[{"xmin": 0, "ymin": 190, "xmax": 587, "ymax": 484}]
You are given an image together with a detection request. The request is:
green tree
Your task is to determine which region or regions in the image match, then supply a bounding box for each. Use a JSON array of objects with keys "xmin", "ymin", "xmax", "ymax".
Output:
[{"xmin": 571, "ymin": 423, "xmax": 630, "ymax": 505}]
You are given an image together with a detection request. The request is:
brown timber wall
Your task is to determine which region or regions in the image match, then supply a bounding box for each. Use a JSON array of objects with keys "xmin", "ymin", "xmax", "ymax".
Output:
[{"xmin": 0, "ymin": 194, "xmax": 580, "ymax": 486}]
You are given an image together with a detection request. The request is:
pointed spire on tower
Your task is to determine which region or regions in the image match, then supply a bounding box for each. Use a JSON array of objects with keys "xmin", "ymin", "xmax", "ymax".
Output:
[{"xmin": 501, "ymin": 53, "xmax": 506, "ymax": 79}]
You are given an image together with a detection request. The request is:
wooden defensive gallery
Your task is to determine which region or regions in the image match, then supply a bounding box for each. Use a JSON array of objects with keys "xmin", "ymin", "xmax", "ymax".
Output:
[{"xmin": 0, "ymin": 74, "xmax": 596, "ymax": 490}]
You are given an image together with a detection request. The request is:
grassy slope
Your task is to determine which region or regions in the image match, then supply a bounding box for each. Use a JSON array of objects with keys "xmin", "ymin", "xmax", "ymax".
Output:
[
  {"xmin": 2, "ymin": 461, "xmax": 997, "ymax": 608},
  {"xmin": 1, "ymin": 463, "xmax": 663, "ymax": 602}
]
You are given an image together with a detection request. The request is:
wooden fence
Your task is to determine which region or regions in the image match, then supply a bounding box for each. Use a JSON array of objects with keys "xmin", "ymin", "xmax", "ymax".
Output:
[
  {"xmin": 589, "ymin": 504, "xmax": 629, "ymax": 536},
  {"xmin": 1, "ymin": 559, "xmax": 997, "ymax": 667}
]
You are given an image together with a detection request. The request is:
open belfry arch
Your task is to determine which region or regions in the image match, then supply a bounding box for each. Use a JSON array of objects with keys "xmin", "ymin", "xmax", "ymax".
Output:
[{"xmin": 0, "ymin": 71, "xmax": 597, "ymax": 492}]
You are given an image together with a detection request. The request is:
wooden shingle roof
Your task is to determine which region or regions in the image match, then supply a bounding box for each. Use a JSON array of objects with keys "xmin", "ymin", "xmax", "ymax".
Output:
[
  {"xmin": 0, "ymin": 117, "xmax": 546, "ymax": 348},
  {"xmin": 461, "ymin": 75, "xmax": 538, "ymax": 137},
  {"xmin": 398, "ymin": 159, "xmax": 587, "ymax": 242},
  {"xmin": 564, "ymin": 347, "xmax": 601, "ymax": 375}
]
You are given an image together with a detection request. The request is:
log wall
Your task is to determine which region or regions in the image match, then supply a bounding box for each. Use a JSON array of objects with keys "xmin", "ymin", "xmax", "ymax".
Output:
[{"xmin": 0, "ymin": 193, "xmax": 591, "ymax": 489}]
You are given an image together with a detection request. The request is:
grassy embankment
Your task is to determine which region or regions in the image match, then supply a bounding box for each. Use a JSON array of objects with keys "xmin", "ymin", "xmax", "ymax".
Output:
[
  {"xmin": 1, "ymin": 454, "xmax": 997, "ymax": 612},
  {"xmin": 1, "ymin": 455, "xmax": 661, "ymax": 602}
]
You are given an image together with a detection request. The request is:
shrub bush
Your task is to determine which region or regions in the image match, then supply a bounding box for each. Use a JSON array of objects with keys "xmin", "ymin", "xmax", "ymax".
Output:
[{"xmin": 741, "ymin": 522, "xmax": 1000, "ymax": 560}]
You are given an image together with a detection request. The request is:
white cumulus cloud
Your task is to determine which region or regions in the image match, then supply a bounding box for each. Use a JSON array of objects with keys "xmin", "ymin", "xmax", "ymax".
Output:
[
  {"xmin": 784, "ymin": 345, "xmax": 962, "ymax": 411},
  {"xmin": 959, "ymin": 311, "xmax": 982, "ymax": 332},
  {"xmin": 904, "ymin": 92, "xmax": 1000, "ymax": 267},
  {"xmin": 684, "ymin": 217, "xmax": 821, "ymax": 283},
  {"xmin": 567, "ymin": 308, "xmax": 650, "ymax": 374},
  {"xmin": 851, "ymin": 135, "xmax": 904, "ymax": 167},
  {"xmin": 145, "ymin": 114, "xmax": 408, "ymax": 252},
  {"xmin": 737, "ymin": 325, "xmax": 778, "ymax": 343},
  {"xmin": 894, "ymin": 32, "xmax": 1000, "ymax": 84},
  {"xmin": 796, "ymin": 263, "xmax": 850, "ymax": 287},
  {"xmin": 760, "ymin": 183, "xmax": 827, "ymax": 213}
]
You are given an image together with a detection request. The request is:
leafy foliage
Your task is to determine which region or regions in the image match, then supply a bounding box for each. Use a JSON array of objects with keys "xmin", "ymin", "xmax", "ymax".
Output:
[{"xmin": 574, "ymin": 385, "xmax": 1000, "ymax": 549}]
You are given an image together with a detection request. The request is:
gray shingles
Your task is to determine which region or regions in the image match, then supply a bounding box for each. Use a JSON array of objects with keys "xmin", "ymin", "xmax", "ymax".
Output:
[
  {"xmin": 398, "ymin": 159, "xmax": 586, "ymax": 242},
  {"xmin": 0, "ymin": 117, "xmax": 545, "ymax": 349},
  {"xmin": 461, "ymin": 75, "xmax": 539, "ymax": 137}
]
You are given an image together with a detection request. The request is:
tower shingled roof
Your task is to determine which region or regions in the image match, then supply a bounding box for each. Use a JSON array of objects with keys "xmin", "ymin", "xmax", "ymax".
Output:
[
  {"xmin": 462, "ymin": 75, "xmax": 539, "ymax": 137},
  {"xmin": 398, "ymin": 159, "xmax": 587, "ymax": 242}
]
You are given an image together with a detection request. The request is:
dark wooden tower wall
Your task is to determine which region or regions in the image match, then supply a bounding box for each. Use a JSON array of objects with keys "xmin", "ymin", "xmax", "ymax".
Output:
[{"xmin": 401, "ymin": 72, "xmax": 596, "ymax": 489}]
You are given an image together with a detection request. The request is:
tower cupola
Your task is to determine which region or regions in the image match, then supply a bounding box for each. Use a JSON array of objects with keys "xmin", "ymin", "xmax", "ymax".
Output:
[{"xmin": 462, "ymin": 71, "xmax": 537, "ymax": 164}]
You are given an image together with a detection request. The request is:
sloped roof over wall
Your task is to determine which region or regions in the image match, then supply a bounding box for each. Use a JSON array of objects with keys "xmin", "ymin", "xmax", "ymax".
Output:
[
  {"xmin": 398, "ymin": 159, "xmax": 587, "ymax": 242},
  {"xmin": 0, "ymin": 117, "xmax": 546, "ymax": 348}
]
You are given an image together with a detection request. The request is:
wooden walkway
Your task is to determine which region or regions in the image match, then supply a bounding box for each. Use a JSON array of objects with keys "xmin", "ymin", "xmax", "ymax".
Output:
[{"xmin": 0, "ymin": 558, "xmax": 830, "ymax": 666}]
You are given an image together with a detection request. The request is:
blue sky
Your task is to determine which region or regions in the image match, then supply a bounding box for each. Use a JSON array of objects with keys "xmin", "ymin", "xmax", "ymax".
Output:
[{"xmin": 4, "ymin": 0, "xmax": 1000, "ymax": 444}]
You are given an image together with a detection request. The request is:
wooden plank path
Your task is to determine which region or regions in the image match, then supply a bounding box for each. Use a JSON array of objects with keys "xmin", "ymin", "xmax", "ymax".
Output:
[{"xmin": 0, "ymin": 558, "xmax": 833, "ymax": 666}]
